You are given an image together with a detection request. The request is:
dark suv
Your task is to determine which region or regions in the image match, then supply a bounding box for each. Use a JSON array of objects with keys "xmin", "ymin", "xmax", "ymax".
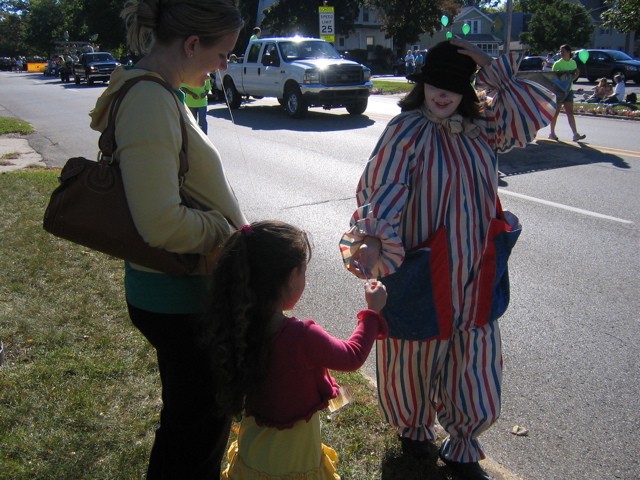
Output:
[
  {"xmin": 573, "ymin": 49, "xmax": 640, "ymax": 83},
  {"xmin": 73, "ymin": 52, "xmax": 120, "ymax": 85}
]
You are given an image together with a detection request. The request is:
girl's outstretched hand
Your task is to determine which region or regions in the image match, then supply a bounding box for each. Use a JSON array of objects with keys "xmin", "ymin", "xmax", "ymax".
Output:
[
  {"xmin": 449, "ymin": 38, "xmax": 493, "ymax": 68},
  {"xmin": 365, "ymin": 280, "xmax": 387, "ymax": 313}
]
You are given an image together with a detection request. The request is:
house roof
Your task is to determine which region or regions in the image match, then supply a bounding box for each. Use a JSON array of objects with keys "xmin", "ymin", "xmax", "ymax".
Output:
[
  {"xmin": 456, "ymin": 5, "xmax": 494, "ymax": 23},
  {"xmin": 460, "ymin": 33, "xmax": 502, "ymax": 43}
]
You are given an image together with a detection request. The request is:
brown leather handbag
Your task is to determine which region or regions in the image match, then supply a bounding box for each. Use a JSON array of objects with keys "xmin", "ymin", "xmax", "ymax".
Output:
[{"xmin": 43, "ymin": 75, "xmax": 202, "ymax": 276}]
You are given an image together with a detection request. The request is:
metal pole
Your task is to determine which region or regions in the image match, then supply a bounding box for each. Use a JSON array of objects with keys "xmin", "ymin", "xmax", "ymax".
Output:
[{"xmin": 504, "ymin": 0, "xmax": 513, "ymax": 54}]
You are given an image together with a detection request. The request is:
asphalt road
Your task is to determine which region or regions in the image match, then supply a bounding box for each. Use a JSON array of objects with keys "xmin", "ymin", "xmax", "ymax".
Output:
[{"xmin": 1, "ymin": 71, "xmax": 639, "ymax": 480}]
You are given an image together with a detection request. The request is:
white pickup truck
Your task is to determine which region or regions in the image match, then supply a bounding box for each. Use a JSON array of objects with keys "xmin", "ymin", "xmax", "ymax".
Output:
[{"xmin": 216, "ymin": 36, "xmax": 373, "ymax": 118}]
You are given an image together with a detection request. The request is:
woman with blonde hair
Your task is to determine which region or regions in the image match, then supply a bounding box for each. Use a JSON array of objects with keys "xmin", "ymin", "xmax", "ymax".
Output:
[
  {"xmin": 89, "ymin": 0, "xmax": 247, "ymax": 478},
  {"xmin": 584, "ymin": 77, "xmax": 612, "ymax": 103}
]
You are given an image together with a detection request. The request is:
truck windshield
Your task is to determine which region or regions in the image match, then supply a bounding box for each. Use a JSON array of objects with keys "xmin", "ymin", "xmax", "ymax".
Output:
[
  {"xmin": 279, "ymin": 41, "xmax": 342, "ymax": 61},
  {"xmin": 85, "ymin": 53, "xmax": 115, "ymax": 63}
]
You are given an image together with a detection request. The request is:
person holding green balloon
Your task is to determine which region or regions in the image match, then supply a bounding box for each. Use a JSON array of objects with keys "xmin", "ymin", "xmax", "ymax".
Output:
[{"xmin": 549, "ymin": 44, "xmax": 587, "ymax": 142}]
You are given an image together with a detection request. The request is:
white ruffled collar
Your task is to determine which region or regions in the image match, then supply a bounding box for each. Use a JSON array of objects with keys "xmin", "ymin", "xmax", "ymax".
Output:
[{"xmin": 420, "ymin": 104, "xmax": 481, "ymax": 138}]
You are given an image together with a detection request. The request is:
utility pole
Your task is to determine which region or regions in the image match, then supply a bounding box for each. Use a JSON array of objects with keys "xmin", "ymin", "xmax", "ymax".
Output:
[{"xmin": 504, "ymin": 0, "xmax": 513, "ymax": 54}]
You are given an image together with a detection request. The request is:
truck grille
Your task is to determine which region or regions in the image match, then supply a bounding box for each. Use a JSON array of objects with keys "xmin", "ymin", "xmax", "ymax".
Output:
[
  {"xmin": 94, "ymin": 64, "xmax": 116, "ymax": 74},
  {"xmin": 322, "ymin": 66, "xmax": 364, "ymax": 86}
]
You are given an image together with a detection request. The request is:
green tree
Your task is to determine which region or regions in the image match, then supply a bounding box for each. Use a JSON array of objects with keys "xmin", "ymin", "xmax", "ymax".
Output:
[
  {"xmin": 0, "ymin": 12, "xmax": 27, "ymax": 56},
  {"xmin": 234, "ymin": 0, "xmax": 259, "ymax": 57},
  {"xmin": 0, "ymin": 0, "xmax": 29, "ymax": 16},
  {"xmin": 0, "ymin": 0, "xmax": 29, "ymax": 55},
  {"xmin": 81, "ymin": 0, "xmax": 126, "ymax": 53},
  {"xmin": 519, "ymin": 0, "xmax": 593, "ymax": 53},
  {"xmin": 370, "ymin": 0, "xmax": 461, "ymax": 51},
  {"xmin": 600, "ymin": 0, "xmax": 640, "ymax": 34},
  {"xmin": 24, "ymin": 0, "xmax": 65, "ymax": 56},
  {"xmin": 261, "ymin": 0, "xmax": 364, "ymax": 39}
]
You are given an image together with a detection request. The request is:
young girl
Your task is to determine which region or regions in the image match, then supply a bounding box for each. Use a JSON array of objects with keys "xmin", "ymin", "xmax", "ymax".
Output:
[
  {"xmin": 202, "ymin": 221, "xmax": 388, "ymax": 479},
  {"xmin": 340, "ymin": 39, "xmax": 555, "ymax": 480}
]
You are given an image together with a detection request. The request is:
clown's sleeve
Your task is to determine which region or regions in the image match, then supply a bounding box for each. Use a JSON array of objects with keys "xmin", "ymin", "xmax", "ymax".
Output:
[
  {"xmin": 479, "ymin": 52, "xmax": 557, "ymax": 154},
  {"xmin": 339, "ymin": 114, "xmax": 422, "ymax": 279}
]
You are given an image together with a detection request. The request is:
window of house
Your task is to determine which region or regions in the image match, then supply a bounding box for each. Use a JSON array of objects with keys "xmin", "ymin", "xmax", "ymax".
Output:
[
  {"xmin": 363, "ymin": 9, "xmax": 370, "ymax": 22},
  {"xmin": 339, "ymin": 37, "xmax": 345, "ymax": 47},
  {"xmin": 476, "ymin": 43, "xmax": 497, "ymax": 57},
  {"xmin": 470, "ymin": 20, "xmax": 481, "ymax": 34},
  {"xmin": 367, "ymin": 36, "xmax": 374, "ymax": 52}
]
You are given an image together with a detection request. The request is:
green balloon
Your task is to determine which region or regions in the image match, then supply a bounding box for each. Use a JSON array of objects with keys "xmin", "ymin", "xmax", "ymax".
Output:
[
  {"xmin": 446, "ymin": 32, "xmax": 453, "ymax": 39},
  {"xmin": 441, "ymin": 15, "xmax": 449, "ymax": 27},
  {"xmin": 578, "ymin": 49, "xmax": 589, "ymax": 63},
  {"xmin": 462, "ymin": 24, "xmax": 471, "ymax": 35}
]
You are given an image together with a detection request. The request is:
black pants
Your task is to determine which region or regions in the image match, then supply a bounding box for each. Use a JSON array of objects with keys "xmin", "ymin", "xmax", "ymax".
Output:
[{"xmin": 128, "ymin": 303, "xmax": 231, "ymax": 480}]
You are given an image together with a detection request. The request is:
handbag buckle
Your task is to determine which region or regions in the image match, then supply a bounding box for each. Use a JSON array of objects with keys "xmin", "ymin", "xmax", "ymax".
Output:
[{"xmin": 97, "ymin": 151, "xmax": 115, "ymax": 164}]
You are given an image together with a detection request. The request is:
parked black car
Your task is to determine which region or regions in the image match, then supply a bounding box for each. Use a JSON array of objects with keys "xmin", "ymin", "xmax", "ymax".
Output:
[
  {"xmin": 577, "ymin": 49, "xmax": 640, "ymax": 83},
  {"xmin": 553, "ymin": 49, "xmax": 640, "ymax": 83},
  {"xmin": 519, "ymin": 55, "xmax": 546, "ymax": 71},
  {"xmin": 0, "ymin": 57, "xmax": 13, "ymax": 71}
]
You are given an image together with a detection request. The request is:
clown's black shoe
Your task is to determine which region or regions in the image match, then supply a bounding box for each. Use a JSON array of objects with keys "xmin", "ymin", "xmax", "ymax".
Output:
[{"xmin": 440, "ymin": 457, "xmax": 494, "ymax": 480}]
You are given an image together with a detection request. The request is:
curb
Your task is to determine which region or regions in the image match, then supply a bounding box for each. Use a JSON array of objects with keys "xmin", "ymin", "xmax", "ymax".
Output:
[{"xmin": 0, "ymin": 134, "xmax": 47, "ymax": 173}]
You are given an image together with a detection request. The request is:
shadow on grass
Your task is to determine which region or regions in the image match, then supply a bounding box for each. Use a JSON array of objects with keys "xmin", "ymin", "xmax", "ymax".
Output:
[{"xmin": 380, "ymin": 440, "xmax": 457, "ymax": 479}]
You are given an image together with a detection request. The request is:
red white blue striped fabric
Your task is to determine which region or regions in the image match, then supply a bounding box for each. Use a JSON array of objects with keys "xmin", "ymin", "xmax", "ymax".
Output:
[
  {"xmin": 376, "ymin": 322, "xmax": 503, "ymax": 462},
  {"xmin": 341, "ymin": 53, "xmax": 555, "ymax": 462},
  {"xmin": 340, "ymin": 53, "xmax": 555, "ymax": 327}
]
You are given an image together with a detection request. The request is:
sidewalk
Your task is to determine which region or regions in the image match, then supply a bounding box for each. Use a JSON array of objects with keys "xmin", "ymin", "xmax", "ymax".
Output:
[{"xmin": 0, "ymin": 133, "xmax": 46, "ymax": 173}]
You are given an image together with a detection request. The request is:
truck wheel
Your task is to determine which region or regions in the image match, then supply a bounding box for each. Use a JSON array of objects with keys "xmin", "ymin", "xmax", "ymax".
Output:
[
  {"xmin": 87, "ymin": 77, "xmax": 94, "ymax": 86},
  {"xmin": 284, "ymin": 84, "xmax": 307, "ymax": 119},
  {"xmin": 74, "ymin": 75, "xmax": 80, "ymax": 85},
  {"xmin": 224, "ymin": 78, "xmax": 242, "ymax": 109},
  {"xmin": 346, "ymin": 98, "xmax": 368, "ymax": 115}
]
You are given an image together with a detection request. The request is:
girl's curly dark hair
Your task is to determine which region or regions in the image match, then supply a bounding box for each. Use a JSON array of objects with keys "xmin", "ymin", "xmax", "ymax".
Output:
[{"xmin": 200, "ymin": 221, "xmax": 311, "ymax": 419}]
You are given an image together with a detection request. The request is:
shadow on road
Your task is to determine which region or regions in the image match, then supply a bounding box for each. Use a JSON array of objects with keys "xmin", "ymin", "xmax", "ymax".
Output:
[
  {"xmin": 498, "ymin": 139, "xmax": 630, "ymax": 187},
  {"xmin": 207, "ymin": 101, "xmax": 376, "ymax": 132}
]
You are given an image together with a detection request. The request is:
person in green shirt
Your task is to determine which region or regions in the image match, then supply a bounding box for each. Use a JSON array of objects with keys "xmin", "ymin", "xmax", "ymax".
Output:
[
  {"xmin": 250, "ymin": 27, "xmax": 261, "ymax": 41},
  {"xmin": 181, "ymin": 77, "xmax": 212, "ymax": 134},
  {"xmin": 549, "ymin": 44, "xmax": 586, "ymax": 142}
]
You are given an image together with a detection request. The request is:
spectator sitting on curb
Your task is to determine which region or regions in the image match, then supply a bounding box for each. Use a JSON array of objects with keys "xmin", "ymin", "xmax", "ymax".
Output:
[
  {"xmin": 603, "ymin": 74, "xmax": 626, "ymax": 104},
  {"xmin": 583, "ymin": 78, "xmax": 613, "ymax": 103}
]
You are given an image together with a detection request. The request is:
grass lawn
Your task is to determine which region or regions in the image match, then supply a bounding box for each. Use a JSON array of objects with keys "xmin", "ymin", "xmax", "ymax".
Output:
[
  {"xmin": 371, "ymin": 80, "xmax": 414, "ymax": 96},
  {"xmin": 0, "ymin": 169, "xmax": 457, "ymax": 479},
  {"xmin": 0, "ymin": 117, "xmax": 34, "ymax": 135}
]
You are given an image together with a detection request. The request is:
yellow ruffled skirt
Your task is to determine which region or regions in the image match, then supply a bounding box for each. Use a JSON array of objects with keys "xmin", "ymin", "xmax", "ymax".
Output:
[{"xmin": 222, "ymin": 412, "xmax": 339, "ymax": 479}]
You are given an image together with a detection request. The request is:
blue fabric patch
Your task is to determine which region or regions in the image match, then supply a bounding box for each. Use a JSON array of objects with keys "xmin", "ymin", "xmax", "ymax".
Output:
[
  {"xmin": 380, "ymin": 250, "xmax": 442, "ymax": 341},
  {"xmin": 488, "ymin": 226, "xmax": 521, "ymax": 322}
]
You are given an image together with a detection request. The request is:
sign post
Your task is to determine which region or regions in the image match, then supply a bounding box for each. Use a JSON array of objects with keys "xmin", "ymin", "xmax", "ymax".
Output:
[{"xmin": 319, "ymin": 6, "xmax": 335, "ymax": 43}]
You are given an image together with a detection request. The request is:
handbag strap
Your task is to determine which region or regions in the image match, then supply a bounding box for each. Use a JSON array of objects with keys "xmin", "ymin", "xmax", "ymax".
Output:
[{"xmin": 98, "ymin": 75, "xmax": 189, "ymax": 181}]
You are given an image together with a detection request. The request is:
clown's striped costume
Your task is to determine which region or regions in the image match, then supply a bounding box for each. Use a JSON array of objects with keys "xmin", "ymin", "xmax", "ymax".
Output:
[{"xmin": 340, "ymin": 53, "xmax": 555, "ymax": 462}]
